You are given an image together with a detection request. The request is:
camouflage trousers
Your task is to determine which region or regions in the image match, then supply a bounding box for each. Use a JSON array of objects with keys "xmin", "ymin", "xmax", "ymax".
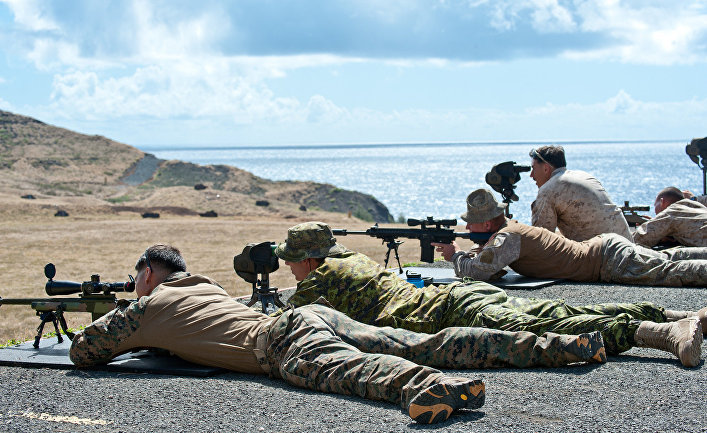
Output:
[
  {"xmin": 600, "ymin": 233, "xmax": 707, "ymax": 287},
  {"xmin": 263, "ymin": 304, "xmax": 602, "ymax": 408},
  {"xmin": 441, "ymin": 281, "xmax": 666, "ymax": 354}
]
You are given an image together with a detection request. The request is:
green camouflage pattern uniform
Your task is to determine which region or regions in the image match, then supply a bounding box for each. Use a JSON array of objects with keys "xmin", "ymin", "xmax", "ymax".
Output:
[
  {"xmin": 287, "ymin": 250, "xmax": 665, "ymax": 354},
  {"xmin": 70, "ymin": 272, "xmax": 492, "ymax": 411}
]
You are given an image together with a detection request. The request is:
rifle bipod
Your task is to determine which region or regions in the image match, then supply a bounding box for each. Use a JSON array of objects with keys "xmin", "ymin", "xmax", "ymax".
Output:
[
  {"xmin": 383, "ymin": 239, "xmax": 404, "ymax": 273},
  {"xmin": 34, "ymin": 306, "xmax": 74, "ymax": 349}
]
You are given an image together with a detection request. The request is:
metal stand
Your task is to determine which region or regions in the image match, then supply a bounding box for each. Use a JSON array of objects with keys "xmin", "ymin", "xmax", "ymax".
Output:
[{"xmin": 245, "ymin": 272, "xmax": 285, "ymax": 315}]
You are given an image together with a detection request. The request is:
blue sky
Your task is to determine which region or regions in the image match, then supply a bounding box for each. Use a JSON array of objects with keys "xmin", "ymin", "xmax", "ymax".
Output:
[{"xmin": 0, "ymin": 0, "xmax": 705, "ymax": 146}]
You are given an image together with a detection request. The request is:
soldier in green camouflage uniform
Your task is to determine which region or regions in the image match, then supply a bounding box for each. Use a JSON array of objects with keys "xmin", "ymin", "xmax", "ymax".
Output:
[
  {"xmin": 273, "ymin": 222, "xmax": 703, "ymax": 366},
  {"xmin": 70, "ymin": 245, "xmax": 602, "ymax": 424}
]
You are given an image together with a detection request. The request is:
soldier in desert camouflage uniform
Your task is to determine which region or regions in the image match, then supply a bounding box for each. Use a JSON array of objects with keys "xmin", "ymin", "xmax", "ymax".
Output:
[
  {"xmin": 633, "ymin": 186, "xmax": 707, "ymax": 248},
  {"xmin": 529, "ymin": 145, "xmax": 632, "ymax": 241},
  {"xmin": 69, "ymin": 245, "xmax": 604, "ymax": 424},
  {"xmin": 275, "ymin": 220, "xmax": 705, "ymax": 367}
]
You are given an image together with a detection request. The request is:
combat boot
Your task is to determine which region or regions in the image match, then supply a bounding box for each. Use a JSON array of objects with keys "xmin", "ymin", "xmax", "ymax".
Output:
[
  {"xmin": 407, "ymin": 377, "xmax": 485, "ymax": 424},
  {"xmin": 664, "ymin": 307, "xmax": 707, "ymax": 336},
  {"xmin": 634, "ymin": 318, "xmax": 703, "ymax": 367},
  {"xmin": 558, "ymin": 331, "xmax": 607, "ymax": 364}
]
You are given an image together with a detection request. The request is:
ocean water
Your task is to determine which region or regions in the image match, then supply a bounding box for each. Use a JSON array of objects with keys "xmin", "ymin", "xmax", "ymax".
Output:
[{"xmin": 141, "ymin": 140, "xmax": 702, "ymax": 224}]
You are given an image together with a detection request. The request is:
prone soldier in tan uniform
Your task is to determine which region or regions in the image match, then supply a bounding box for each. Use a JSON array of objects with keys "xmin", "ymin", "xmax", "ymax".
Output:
[
  {"xmin": 529, "ymin": 145, "xmax": 632, "ymax": 241},
  {"xmin": 71, "ymin": 244, "xmax": 606, "ymax": 424},
  {"xmin": 433, "ymin": 188, "xmax": 707, "ymax": 367},
  {"xmin": 633, "ymin": 186, "xmax": 707, "ymax": 248},
  {"xmin": 273, "ymin": 222, "xmax": 702, "ymax": 367}
]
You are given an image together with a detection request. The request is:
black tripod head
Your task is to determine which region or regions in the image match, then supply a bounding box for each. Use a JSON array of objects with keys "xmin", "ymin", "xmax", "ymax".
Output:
[{"xmin": 485, "ymin": 161, "xmax": 530, "ymax": 217}]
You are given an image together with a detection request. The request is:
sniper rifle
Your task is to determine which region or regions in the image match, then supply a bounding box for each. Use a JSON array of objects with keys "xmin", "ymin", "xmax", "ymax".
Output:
[
  {"xmin": 0, "ymin": 263, "xmax": 135, "ymax": 348},
  {"xmin": 621, "ymin": 201, "xmax": 650, "ymax": 227},
  {"xmin": 333, "ymin": 216, "xmax": 492, "ymax": 272}
]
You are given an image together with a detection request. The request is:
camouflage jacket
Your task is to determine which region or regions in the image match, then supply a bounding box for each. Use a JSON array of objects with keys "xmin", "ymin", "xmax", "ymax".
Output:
[
  {"xmin": 532, "ymin": 167, "xmax": 632, "ymax": 242},
  {"xmin": 69, "ymin": 272, "xmax": 273, "ymax": 373},
  {"xmin": 633, "ymin": 199, "xmax": 707, "ymax": 247},
  {"xmin": 286, "ymin": 250, "xmax": 464, "ymax": 333}
]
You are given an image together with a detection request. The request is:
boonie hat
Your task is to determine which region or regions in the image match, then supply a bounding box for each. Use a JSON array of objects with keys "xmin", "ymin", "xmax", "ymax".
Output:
[
  {"xmin": 460, "ymin": 189, "xmax": 507, "ymax": 223},
  {"xmin": 274, "ymin": 221, "xmax": 347, "ymax": 262}
]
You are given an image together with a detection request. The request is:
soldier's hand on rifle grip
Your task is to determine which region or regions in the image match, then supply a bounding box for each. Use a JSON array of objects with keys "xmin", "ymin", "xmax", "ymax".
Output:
[{"xmin": 431, "ymin": 241, "xmax": 460, "ymax": 262}]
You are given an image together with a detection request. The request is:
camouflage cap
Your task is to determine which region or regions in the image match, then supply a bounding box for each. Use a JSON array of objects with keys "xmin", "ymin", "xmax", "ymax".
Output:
[
  {"xmin": 274, "ymin": 221, "xmax": 347, "ymax": 262},
  {"xmin": 460, "ymin": 189, "xmax": 507, "ymax": 223}
]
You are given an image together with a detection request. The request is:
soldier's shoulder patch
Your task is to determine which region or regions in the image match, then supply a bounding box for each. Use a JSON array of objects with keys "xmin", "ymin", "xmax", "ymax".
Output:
[{"xmin": 491, "ymin": 235, "xmax": 506, "ymax": 248}]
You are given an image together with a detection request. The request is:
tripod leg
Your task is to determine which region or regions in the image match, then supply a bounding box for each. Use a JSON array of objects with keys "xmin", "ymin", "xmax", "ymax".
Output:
[{"xmin": 245, "ymin": 283, "xmax": 259, "ymax": 307}]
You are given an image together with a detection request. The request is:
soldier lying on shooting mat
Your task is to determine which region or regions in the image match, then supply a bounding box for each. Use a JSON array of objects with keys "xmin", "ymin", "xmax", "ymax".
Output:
[
  {"xmin": 272, "ymin": 222, "xmax": 704, "ymax": 367},
  {"xmin": 528, "ymin": 145, "xmax": 632, "ymax": 242},
  {"xmin": 633, "ymin": 186, "xmax": 707, "ymax": 248},
  {"xmin": 69, "ymin": 245, "xmax": 605, "ymax": 425}
]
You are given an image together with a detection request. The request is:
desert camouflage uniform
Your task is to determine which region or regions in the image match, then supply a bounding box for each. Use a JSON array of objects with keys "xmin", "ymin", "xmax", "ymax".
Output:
[
  {"xmin": 454, "ymin": 220, "xmax": 707, "ymax": 290},
  {"xmin": 633, "ymin": 199, "xmax": 707, "ymax": 247},
  {"xmin": 287, "ymin": 250, "xmax": 652, "ymax": 354},
  {"xmin": 532, "ymin": 167, "xmax": 632, "ymax": 241},
  {"xmin": 70, "ymin": 272, "xmax": 595, "ymax": 410}
]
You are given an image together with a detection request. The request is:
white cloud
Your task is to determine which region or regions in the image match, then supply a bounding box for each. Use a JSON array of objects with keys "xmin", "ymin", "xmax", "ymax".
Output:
[
  {"xmin": 131, "ymin": 0, "xmax": 230, "ymax": 60},
  {"xmin": 488, "ymin": 0, "xmax": 577, "ymax": 33},
  {"xmin": 1, "ymin": 0, "xmax": 58, "ymax": 31},
  {"xmin": 306, "ymin": 95, "xmax": 349, "ymax": 123},
  {"xmin": 571, "ymin": 0, "xmax": 707, "ymax": 64},
  {"xmin": 47, "ymin": 60, "xmax": 304, "ymax": 125},
  {"xmin": 605, "ymin": 90, "xmax": 637, "ymax": 114},
  {"xmin": 0, "ymin": 95, "xmax": 13, "ymax": 111}
]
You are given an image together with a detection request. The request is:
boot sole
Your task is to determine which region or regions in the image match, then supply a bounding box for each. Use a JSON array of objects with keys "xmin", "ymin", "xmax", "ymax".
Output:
[
  {"xmin": 408, "ymin": 380, "xmax": 485, "ymax": 424},
  {"xmin": 679, "ymin": 319, "xmax": 703, "ymax": 368}
]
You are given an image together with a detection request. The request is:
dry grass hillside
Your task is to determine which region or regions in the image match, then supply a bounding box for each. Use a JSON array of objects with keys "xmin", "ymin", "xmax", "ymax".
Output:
[{"xmin": 0, "ymin": 110, "xmax": 393, "ymax": 222}]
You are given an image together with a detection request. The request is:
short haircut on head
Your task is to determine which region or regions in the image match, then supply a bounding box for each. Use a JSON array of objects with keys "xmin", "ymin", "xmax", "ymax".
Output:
[
  {"xmin": 135, "ymin": 244, "xmax": 187, "ymax": 273},
  {"xmin": 656, "ymin": 186, "xmax": 684, "ymax": 203},
  {"xmin": 532, "ymin": 145, "xmax": 566, "ymax": 168}
]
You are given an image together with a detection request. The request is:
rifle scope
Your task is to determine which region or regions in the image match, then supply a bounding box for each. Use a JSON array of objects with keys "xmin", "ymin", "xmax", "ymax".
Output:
[
  {"xmin": 44, "ymin": 263, "xmax": 135, "ymax": 296},
  {"xmin": 407, "ymin": 217, "xmax": 457, "ymax": 228}
]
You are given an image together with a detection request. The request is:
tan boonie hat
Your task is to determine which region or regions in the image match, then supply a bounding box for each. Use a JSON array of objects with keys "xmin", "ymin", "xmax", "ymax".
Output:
[
  {"xmin": 460, "ymin": 189, "xmax": 507, "ymax": 223},
  {"xmin": 274, "ymin": 221, "xmax": 347, "ymax": 262}
]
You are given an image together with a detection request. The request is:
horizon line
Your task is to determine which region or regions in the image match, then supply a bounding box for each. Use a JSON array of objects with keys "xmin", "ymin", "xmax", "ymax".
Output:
[{"xmin": 139, "ymin": 138, "xmax": 688, "ymax": 152}]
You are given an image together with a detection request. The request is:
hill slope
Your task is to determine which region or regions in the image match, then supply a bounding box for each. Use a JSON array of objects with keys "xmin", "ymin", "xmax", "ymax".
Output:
[{"xmin": 0, "ymin": 110, "xmax": 392, "ymax": 222}]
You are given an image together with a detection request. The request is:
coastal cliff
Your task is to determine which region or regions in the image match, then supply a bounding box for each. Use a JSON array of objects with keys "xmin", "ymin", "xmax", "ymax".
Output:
[{"xmin": 0, "ymin": 110, "xmax": 393, "ymax": 222}]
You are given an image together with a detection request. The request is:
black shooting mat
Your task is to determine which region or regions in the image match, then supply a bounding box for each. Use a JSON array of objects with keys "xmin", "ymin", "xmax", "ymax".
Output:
[
  {"xmin": 397, "ymin": 266, "xmax": 562, "ymax": 289},
  {"xmin": 0, "ymin": 336, "xmax": 222, "ymax": 377}
]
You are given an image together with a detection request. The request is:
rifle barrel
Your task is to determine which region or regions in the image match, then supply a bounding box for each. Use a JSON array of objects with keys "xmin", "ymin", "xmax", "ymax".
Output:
[
  {"xmin": 454, "ymin": 232, "xmax": 493, "ymax": 242},
  {"xmin": 332, "ymin": 229, "xmax": 368, "ymax": 236}
]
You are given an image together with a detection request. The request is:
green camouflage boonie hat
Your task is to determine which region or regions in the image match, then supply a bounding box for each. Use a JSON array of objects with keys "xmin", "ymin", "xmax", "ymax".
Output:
[
  {"xmin": 460, "ymin": 189, "xmax": 507, "ymax": 223},
  {"xmin": 274, "ymin": 221, "xmax": 347, "ymax": 262}
]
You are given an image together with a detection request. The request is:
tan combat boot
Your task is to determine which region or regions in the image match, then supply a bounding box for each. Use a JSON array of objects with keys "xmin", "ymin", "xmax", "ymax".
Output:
[
  {"xmin": 664, "ymin": 307, "xmax": 707, "ymax": 336},
  {"xmin": 634, "ymin": 318, "xmax": 703, "ymax": 367}
]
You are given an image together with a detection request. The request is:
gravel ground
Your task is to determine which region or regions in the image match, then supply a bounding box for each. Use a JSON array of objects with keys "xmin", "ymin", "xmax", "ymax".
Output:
[{"xmin": 1, "ymin": 280, "xmax": 706, "ymax": 433}]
